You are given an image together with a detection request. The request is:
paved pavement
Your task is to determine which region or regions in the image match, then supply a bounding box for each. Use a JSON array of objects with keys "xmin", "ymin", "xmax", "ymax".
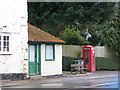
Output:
[{"xmin": 1, "ymin": 71, "xmax": 119, "ymax": 89}]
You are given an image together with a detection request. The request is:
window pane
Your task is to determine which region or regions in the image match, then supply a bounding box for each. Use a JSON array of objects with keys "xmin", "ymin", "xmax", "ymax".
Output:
[
  {"xmin": 4, "ymin": 36, "xmax": 6, "ymax": 40},
  {"xmin": 0, "ymin": 36, "xmax": 1, "ymax": 51},
  {"xmin": 7, "ymin": 36, "xmax": 9, "ymax": 40},
  {"xmin": 0, "ymin": 42, "xmax": 1, "ymax": 51},
  {"xmin": 7, "ymin": 42, "xmax": 9, "ymax": 46},
  {"xmin": 4, "ymin": 42, "xmax": 6, "ymax": 46},
  {"xmin": 29, "ymin": 45, "xmax": 35, "ymax": 61},
  {"xmin": 3, "ymin": 47, "xmax": 6, "ymax": 51},
  {"xmin": 7, "ymin": 47, "xmax": 9, "ymax": 51},
  {"xmin": 46, "ymin": 45, "xmax": 54, "ymax": 60}
]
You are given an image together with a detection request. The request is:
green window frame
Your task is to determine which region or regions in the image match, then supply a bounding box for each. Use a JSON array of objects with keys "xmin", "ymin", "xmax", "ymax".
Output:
[{"xmin": 45, "ymin": 44, "xmax": 55, "ymax": 61}]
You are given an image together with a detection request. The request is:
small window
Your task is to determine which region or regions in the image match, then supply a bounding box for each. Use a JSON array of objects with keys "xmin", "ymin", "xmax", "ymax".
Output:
[
  {"xmin": 0, "ymin": 34, "xmax": 10, "ymax": 54},
  {"xmin": 0, "ymin": 36, "xmax": 1, "ymax": 51},
  {"xmin": 3, "ymin": 36, "xmax": 9, "ymax": 52},
  {"xmin": 45, "ymin": 44, "xmax": 55, "ymax": 61}
]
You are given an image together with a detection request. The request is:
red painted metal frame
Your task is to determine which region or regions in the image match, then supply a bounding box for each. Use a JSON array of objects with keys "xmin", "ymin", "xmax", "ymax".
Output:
[{"xmin": 82, "ymin": 45, "xmax": 96, "ymax": 72}]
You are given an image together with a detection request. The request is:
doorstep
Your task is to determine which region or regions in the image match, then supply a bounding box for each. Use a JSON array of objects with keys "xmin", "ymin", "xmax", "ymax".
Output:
[{"xmin": 29, "ymin": 75, "xmax": 43, "ymax": 80}]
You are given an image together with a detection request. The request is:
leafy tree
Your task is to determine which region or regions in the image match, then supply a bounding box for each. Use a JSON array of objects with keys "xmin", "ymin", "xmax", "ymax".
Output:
[
  {"xmin": 60, "ymin": 26, "xmax": 89, "ymax": 45},
  {"xmin": 28, "ymin": 2, "xmax": 120, "ymax": 56},
  {"xmin": 97, "ymin": 3, "xmax": 119, "ymax": 56},
  {"xmin": 28, "ymin": 2, "xmax": 117, "ymax": 36}
]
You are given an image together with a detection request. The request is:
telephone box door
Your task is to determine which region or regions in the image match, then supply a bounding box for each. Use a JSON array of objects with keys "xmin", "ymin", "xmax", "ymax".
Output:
[
  {"xmin": 82, "ymin": 45, "xmax": 96, "ymax": 72},
  {"xmin": 83, "ymin": 50, "xmax": 90, "ymax": 71}
]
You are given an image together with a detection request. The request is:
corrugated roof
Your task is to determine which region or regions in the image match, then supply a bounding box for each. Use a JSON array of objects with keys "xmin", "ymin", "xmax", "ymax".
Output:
[{"xmin": 28, "ymin": 24, "xmax": 65, "ymax": 44}]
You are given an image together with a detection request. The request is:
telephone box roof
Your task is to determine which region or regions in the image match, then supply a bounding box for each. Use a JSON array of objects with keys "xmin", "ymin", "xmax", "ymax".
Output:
[{"xmin": 83, "ymin": 45, "xmax": 94, "ymax": 48}]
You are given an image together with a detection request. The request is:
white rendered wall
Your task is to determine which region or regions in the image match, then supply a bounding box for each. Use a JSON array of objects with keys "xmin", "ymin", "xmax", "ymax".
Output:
[
  {"xmin": 0, "ymin": 0, "xmax": 28, "ymax": 74},
  {"xmin": 41, "ymin": 44, "xmax": 62, "ymax": 76}
]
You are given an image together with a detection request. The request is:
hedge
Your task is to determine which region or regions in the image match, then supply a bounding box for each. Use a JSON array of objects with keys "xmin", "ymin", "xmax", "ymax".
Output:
[
  {"xmin": 62, "ymin": 56, "xmax": 119, "ymax": 71},
  {"xmin": 62, "ymin": 56, "xmax": 81, "ymax": 71},
  {"xmin": 96, "ymin": 57, "xmax": 118, "ymax": 70}
]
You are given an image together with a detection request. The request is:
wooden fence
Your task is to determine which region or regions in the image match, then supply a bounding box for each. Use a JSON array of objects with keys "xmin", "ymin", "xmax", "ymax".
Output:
[
  {"xmin": 62, "ymin": 45, "xmax": 118, "ymax": 71},
  {"xmin": 62, "ymin": 45, "xmax": 109, "ymax": 58}
]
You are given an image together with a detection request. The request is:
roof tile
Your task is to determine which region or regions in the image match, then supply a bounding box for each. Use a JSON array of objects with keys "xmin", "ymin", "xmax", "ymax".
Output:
[{"xmin": 28, "ymin": 24, "xmax": 65, "ymax": 44}]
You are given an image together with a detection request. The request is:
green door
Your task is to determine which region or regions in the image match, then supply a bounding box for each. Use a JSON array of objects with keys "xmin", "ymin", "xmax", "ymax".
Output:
[{"xmin": 29, "ymin": 45, "xmax": 40, "ymax": 75}]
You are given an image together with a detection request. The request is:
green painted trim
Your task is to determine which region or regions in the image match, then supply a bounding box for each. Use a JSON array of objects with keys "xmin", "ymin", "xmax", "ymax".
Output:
[
  {"xmin": 28, "ymin": 45, "xmax": 30, "ymax": 74},
  {"xmin": 45, "ymin": 44, "xmax": 55, "ymax": 61},
  {"xmin": 35, "ymin": 44, "xmax": 37, "ymax": 74},
  {"xmin": 45, "ymin": 59, "xmax": 55, "ymax": 61},
  {"xmin": 53, "ymin": 45, "xmax": 55, "ymax": 60},
  {"xmin": 38, "ymin": 44, "xmax": 41, "ymax": 74}
]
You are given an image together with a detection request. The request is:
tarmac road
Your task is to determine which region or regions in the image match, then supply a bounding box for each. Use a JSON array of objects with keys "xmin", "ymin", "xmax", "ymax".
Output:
[{"xmin": 2, "ymin": 71, "xmax": 118, "ymax": 89}]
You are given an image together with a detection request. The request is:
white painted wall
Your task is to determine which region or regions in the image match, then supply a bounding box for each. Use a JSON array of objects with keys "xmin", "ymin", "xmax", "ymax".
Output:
[
  {"xmin": 41, "ymin": 44, "xmax": 62, "ymax": 76},
  {"xmin": 0, "ymin": 0, "xmax": 28, "ymax": 74}
]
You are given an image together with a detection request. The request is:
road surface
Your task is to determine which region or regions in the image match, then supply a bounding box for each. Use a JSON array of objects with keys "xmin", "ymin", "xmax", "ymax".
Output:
[{"xmin": 3, "ymin": 75, "xmax": 118, "ymax": 89}]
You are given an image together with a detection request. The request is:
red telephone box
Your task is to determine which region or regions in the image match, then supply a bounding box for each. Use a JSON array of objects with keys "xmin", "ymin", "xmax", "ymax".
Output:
[{"xmin": 82, "ymin": 45, "xmax": 96, "ymax": 72}]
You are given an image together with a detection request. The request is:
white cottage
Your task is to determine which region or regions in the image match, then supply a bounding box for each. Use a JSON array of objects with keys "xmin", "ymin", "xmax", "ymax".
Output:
[
  {"xmin": 28, "ymin": 24, "xmax": 65, "ymax": 76},
  {"xmin": 0, "ymin": 0, "xmax": 64, "ymax": 80},
  {"xmin": 0, "ymin": 0, "xmax": 28, "ymax": 80}
]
